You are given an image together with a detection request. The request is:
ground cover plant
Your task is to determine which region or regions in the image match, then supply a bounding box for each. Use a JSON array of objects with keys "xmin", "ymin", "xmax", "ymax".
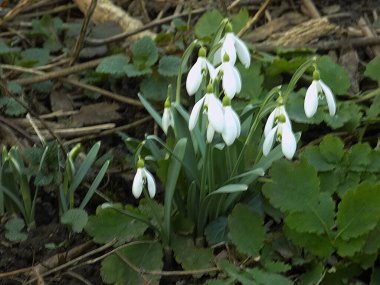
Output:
[{"xmin": 1, "ymin": 0, "xmax": 380, "ymax": 284}]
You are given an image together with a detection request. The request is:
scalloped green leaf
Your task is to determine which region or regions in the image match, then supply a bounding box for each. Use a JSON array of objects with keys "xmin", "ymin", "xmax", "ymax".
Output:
[
  {"xmin": 96, "ymin": 55, "xmax": 130, "ymax": 76},
  {"xmin": 247, "ymin": 268, "xmax": 294, "ymax": 285},
  {"xmin": 284, "ymin": 227, "xmax": 333, "ymax": 258},
  {"xmin": 285, "ymin": 193, "xmax": 334, "ymax": 235},
  {"xmin": 61, "ymin": 208, "xmax": 88, "ymax": 233},
  {"xmin": 319, "ymin": 135, "xmax": 344, "ymax": 164},
  {"xmin": 100, "ymin": 241, "xmax": 163, "ymax": 285},
  {"xmin": 301, "ymin": 146, "xmax": 335, "ymax": 172},
  {"xmin": 364, "ymin": 55, "xmax": 380, "ymax": 83},
  {"xmin": 131, "ymin": 36, "xmax": 158, "ymax": 67},
  {"xmin": 158, "ymin": 55, "xmax": 181, "ymax": 76},
  {"xmin": 5, "ymin": 230, "xmax": 27, "ymax": 242},
  {"xmin": 228, "ymin": 204, "xmax": 264, "ymax": 256},
  {"xmin": 124, "ymin": 63, "xmax": 152, "ymax": 77},
  {"xmin": 324, "ymin": 101, "xmax": 362, "ymax": 131},
  {"xmin": 336, "ymin": 182, "xmax": 380, "ymax": 240},
  {"xmin": 262, "ymin": 160, "xmax": 319, "ymax": 213},
  {"xmin": 334, "ymin": 235, "xmax": 367, "ymax": 257},
  {"xmin": 5, "ymin": 217, "xmax": 25, "ymax": 232},
  {"xmin": 346, "ymin": 143, "xmax": 372, "ymax": 172},
  {"xmin": 205, "ymin": 217, "xmax": 228, "ymax": 245},
  {"xmin": 171, "ymin": 235, "xmax": 213, "ymax": 273},
  {"xmin": 363, "ymin": 223, "xmax": 380, "ymax": 254},
  {"xmin": 140, "ymin": 75, "xmax": 172, "ymax": 101},
  {"xmin": 85, "ymin": 207, "xmax": 148, "ymax": 245},
  {"xmin": 19, "ymin": 48, "xmax": 50, "ymax": 67},
  {"xmin": 194, "ymin": 9, "xmax": 223, "ymax": 39},
  {"xmin": 317, "ymin": 56, "xmax": 350, "ymax": 95}
]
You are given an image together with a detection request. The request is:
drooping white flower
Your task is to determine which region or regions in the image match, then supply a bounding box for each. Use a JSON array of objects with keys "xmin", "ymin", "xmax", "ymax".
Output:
[
  {"xmin": 213, "ymin": 23, "xmax": 251, "ymax": 68},
  {"xmin": 263, "ymin": 105, "xmax": 296, "ymax": 160},
  {"xmin": 221, "ymin": 96, "xmax": 241, "ymax": 146},
  {"xmin": 186, "ymin": 47, "xmax": 216, "ymax": 96},
  {"xmin": 304, "ymin": 70, "xmax": 336, "ymax": 118},
  {"xmin": 215, "ymin": 53, "xmax": 242, "ymax": 99},
  {"xmin": 132, "ymin": 158, "xmax": 156, "ymax": 199},
  {"xmin": 162, "ymin": 98, "xmax": 174, "ymax": 134},
  {"xmin": 189, "ymin": 84, "xmax": 224, "ymax": 137}
]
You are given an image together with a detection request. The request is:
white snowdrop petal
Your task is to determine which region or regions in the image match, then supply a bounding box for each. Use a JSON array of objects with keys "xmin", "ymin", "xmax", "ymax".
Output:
[
  {"xmin": 206, "ymin": 60, "xmax": 217, "ymax": 80},
  {"xmin": 132, "ymin": 168, "xmax": 144, "ymax": 198},
  {"xmin": 222, "ymin": 33, "xmax": 237, "ymax": 65},
  {"xmin": 234, "ymin": 35, "xmax": 251, "ymax": 68},
  {"xmin": 186, "ymin": 59, "xmax": 202, "ymax": 95},
  {"xmin": 319, "ymin": 80, "xmax": 336, "ymax": 116},
  {"xmin": 223, "ymin": 63, "xmax": 237, "ymax": 99},
  {"xmin": 162, "ymin": 108, "xmax": 170, "ymax": 134},
  {"xmin": 189, "ymin": 97, "xmax": 205, "ymax": 130},
  {"xmin": 281, "ymin": 124, "xmax": 297, "ymax": 160},
  {"xmin": 222, "ymin": 107, "xmax": 237, "ymax": 146},
  {"xmin": 207, "ymin": 124, "xmax": 215, "ymax": 143},
  {"xmin": 304, "ymin": 81, "xmax": 319, "ymax": 118},
  {"xmin": 231, "ymin": 108, "xmax": 241, "ymax": 137},
  {"xmin": 213, "ymin": 47, "xmax": 222, "ymax": 65},
  {"xmin": 233, "ymin": 66, "xmax": 242, "ymax": 93},
  {"xmin": 144, "ymin": 169, "xmax": 156, "ymax": 198},
  {"xmin": 264, "ymin": 109, "xmax": 276, "ymax": 137},
  {"xmin": 263, "ymin": 126, "xmax": 278, "ymax": 156},
  {"xmin": 207, "ymin": 94, "xmax": 224, "ymax": 133}
]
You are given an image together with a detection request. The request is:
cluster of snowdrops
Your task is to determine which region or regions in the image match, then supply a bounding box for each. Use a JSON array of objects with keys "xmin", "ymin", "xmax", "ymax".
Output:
[{"xmin": 132, "ymin": 21, "xmax": 337, "ymax": 199}]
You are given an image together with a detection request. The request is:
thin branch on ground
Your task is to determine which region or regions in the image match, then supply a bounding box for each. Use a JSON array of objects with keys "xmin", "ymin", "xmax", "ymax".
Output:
[
  {"xmin": 69, "ymin": 0, "xmax": 97, "ymax": 66},
  {"xmin": 238, "ymin": 0, "xmax": 272, "ymax": 37}
]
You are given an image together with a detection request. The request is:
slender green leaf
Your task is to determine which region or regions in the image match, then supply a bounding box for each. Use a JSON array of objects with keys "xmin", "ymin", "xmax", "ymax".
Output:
[
  {"xmin": 69, "ymin": 142, "xmax": 101, "ymax": 197},
  {"xmin": 138, "ymin": 93, "xmax": 163, "ymax": 128},
  {"xmin": 80, "ymin": 160, "xmax": 110, "ymax": 209},
  {"xmin": 163, "ymin": 138, "xmax": 187, "ymax": 243},
  {"xmin": 210, "ymin": 184, "xmax": 248, "ymax": 195}
]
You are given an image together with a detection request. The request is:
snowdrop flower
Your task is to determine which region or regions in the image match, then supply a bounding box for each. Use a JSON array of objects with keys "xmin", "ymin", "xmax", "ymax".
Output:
[
  {"xmin": 222, "ymin": 96, "xmax": 241, "ymax": 146},
  {"xmin": 304, "ymin": 70, "xmax": 336, "ymax": 118},
  {"xmin": 263, "ymin": 105, "xmax": 296, "ymax": 160},
  {"xmin": 189, "ymin": 84, "xmax": 224, "ymax": 137},
  {"xmin": 214, "ymin": 22, "xmax": 251, "ymax": 68},
  {"xmin": 216, "ymin": 53, "xmax": 242, "ymax": 99},
  {"xmin": 132, "ymin": 158, "xmax": 156, "ymax": 199},
  {"xmin": 186, "ymin": 47, "xmax": 216, "ymax": 96},
  {"xmin": 162, "ymin": 97, "xmax": 174, "ymax": 134}
]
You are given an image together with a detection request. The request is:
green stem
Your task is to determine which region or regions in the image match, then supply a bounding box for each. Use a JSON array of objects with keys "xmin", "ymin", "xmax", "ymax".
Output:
[{"xmin": 230, "ymin": 86, "xmax": 281, "ymax": 178}]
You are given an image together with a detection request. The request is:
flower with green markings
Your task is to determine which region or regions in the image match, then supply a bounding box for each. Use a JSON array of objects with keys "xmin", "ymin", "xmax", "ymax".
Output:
[
  {"xmin": 162, "ymin": 98, "xmax": 174, "ymax": 134},
  {"xmin": 304, "ymin": 70, "xmax": 336, "ymax": 118},
  {"xmin": 215, "ymin": 53, "xmax": 242, "ymax": 99},
  {"xmin": 132, "ymin": 158, "xmax": 156, "ymax": 199},
  {"xmin": 186, "ymin": 47, "xmax": 216, "ymax": 96},
  {"xmin": 189, "ymin": 84, "xmax": 224, "ymax": 138},
  {"xmin": 263, "ymin": 105, "xmax": 296, "ymax": 160},
  {"xmin": 222, "ymin": 96, "xmax": 241, "ymax": 146},
  {"xmin": 214, "ymin": 22, "xmax": 251, "ymax": 68}
]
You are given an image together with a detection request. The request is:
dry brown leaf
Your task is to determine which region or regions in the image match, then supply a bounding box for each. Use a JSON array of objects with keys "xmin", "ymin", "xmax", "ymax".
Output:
[{"xmin": 72, "ymin": 102, "xmax": 122, "ymax": 127}]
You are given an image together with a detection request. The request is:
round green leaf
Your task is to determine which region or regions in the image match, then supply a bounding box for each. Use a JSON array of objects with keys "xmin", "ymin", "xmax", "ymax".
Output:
[
  {"xmin": 317, "ymin": 56, "xmax": 350, "ymax": 95},
  {"xmin": 158, "ymin": 55, "xmax": 181, "ymax": 77},
  {"xmin": 85, "ymin": 207, "xmax": 148, "ymax": 245},
  {"xmin": 262, "ymin": 160, "xmax": 320, "ymax": 213},
  {"xmin": 101, "ymin": 241, "xmax": 163, "ymax": 285},
  {"xmin": 337, "ymin": 182, "xmax": 380, "ymax": 240},
  {"xmin": 228, "ymin": 204, "xmax": 264, "ymax": 256},
  {"xmin": 96, "ymin": 55, "xmax": 130, "ymax": 76},
  {"xmin": 364, "ymin": 55, "xmax": 380, "ymax": 83},
  {"xmin": 61, "ymin": 208, "xmax": 88, "ymax": 233}
]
